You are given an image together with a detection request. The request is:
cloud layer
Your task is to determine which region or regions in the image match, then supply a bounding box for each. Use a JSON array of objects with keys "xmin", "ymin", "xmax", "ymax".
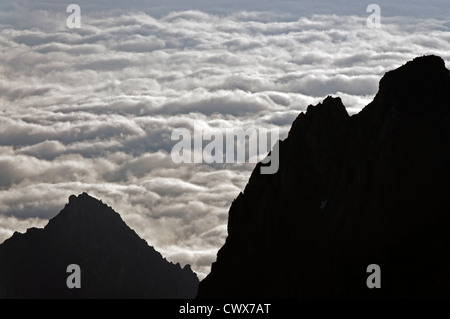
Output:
[{"xmin": 1, "ymin": 3, "xmax": 449, "ymax": 278}]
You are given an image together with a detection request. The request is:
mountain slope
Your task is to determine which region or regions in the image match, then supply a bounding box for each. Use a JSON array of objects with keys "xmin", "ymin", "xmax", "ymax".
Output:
[
  {"xmin": 197, "ymin": 55, "xmax": 450, "ymax": 298},
  {"xmin": 0, "ymin": 193, "xmax": 199, "ymax": 299}
]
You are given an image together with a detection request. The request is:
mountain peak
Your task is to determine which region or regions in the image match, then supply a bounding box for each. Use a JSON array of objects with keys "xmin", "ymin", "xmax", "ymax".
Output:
[
  {"xmin": 0, "ymin": 194, "xmax": 199, "ymax": 298},
  {"xmin": 45, "ymin": 193, "xmax": 124, "ymax": 236},
  {"xmin": 305, "ymin": 95, "xmax": 347, "ymax": 117},
  {"xmin": 389, "ymin": 54, "xmax": 446, "ymax": 76},
  {"xmin": 68, "ymin": 192, "xmax": 103, "ymax": 206},
  {"xmin": 382, "ymin": 55, "xmax": 449, "ymax": 87},
  {"xmin": 373, "ymin": 55, "xmax": 450, "ymax": 113},
  {"xmin": 69, "ymin": 192, "xmax": 91, "ymax": 202}
]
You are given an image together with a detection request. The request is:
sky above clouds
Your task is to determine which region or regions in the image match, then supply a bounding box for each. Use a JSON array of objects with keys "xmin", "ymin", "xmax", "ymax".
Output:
[{"xmin": 0, "ymin": 0, "xmax": 449, "ymax": 279}]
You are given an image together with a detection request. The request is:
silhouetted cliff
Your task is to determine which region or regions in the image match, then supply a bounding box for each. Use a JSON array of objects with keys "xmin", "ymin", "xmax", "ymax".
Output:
[{"xmin": 198, "ymin": 55, "xmax": 450, "ymax": 298}]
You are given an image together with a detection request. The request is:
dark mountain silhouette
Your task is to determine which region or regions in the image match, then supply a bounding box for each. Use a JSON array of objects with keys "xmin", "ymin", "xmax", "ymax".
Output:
[
  {"xmin": 197, "ymin": 55, "xmax": 450, "ymax": 298},
  {"xmin": 0, "ymin": 193, "xmax": 198, "ymax": 299}
]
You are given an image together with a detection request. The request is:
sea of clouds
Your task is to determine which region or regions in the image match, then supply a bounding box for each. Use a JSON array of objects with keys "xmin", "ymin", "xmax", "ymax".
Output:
[{"xmin": 1, "ymin": 0, "xmax": 449, "ymax": 278}]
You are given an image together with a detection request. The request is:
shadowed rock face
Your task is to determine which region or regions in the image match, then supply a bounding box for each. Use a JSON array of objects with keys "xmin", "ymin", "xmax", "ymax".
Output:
[
  {"xmin": 198, "ymin": 55, "xmax": 450, "ymax": 298},
  {"xmin": 0, "ymin": 193, "xmax": 199, "ymax": 299}
]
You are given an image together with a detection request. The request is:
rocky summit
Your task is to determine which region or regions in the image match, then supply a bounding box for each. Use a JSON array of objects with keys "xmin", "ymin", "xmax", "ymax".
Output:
[
  {"xmin": 0, "ymin": 193, "xmax": 199, "ymax": 299},
  {"xmin": 197, "ymin": 55, "xmax": 450, "ymax": 298}
]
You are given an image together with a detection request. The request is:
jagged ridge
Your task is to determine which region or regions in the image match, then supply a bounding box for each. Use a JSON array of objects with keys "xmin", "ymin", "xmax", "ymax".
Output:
[{"xmin": 198, "ymin": 55, "xmax": 450, "ymax": 298}]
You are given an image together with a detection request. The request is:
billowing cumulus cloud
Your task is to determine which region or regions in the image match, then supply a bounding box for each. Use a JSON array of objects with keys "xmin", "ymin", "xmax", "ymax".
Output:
[{"xmin": 0, "ymin": 0, "xmax": 449, "ymax": 279}]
